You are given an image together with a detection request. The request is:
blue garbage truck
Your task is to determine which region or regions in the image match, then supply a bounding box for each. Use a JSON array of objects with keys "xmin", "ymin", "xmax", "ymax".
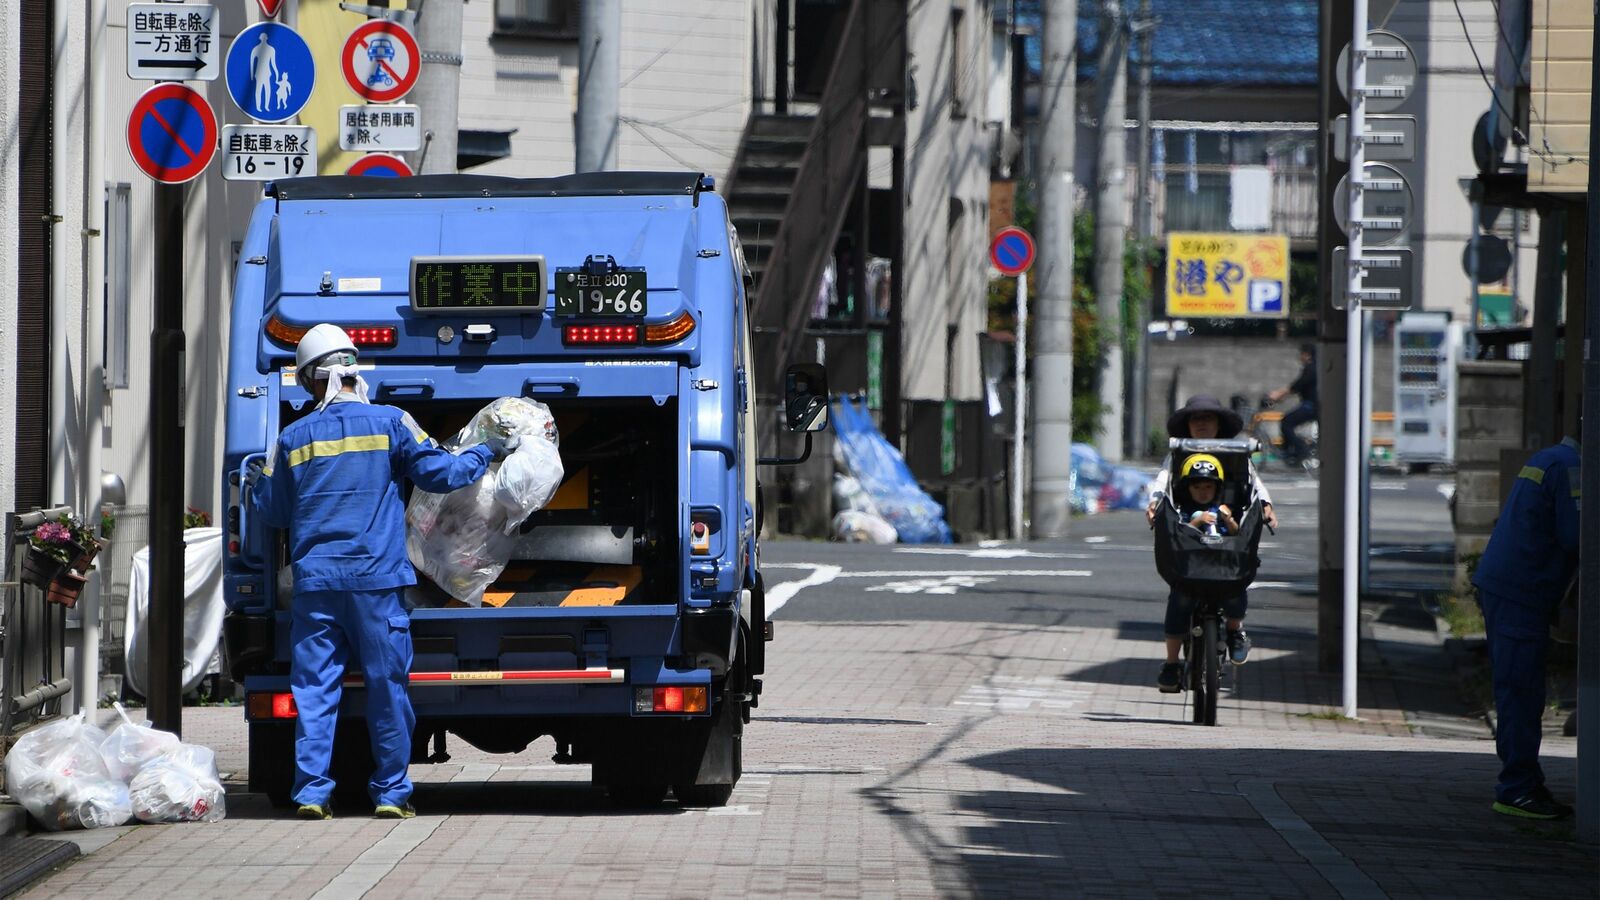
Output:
[{"xmin": 221, "ymin": 172, "xmax": 827, "ymax": 807}]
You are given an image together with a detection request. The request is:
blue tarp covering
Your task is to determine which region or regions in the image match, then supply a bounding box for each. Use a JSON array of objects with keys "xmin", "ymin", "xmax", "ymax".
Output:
[
  {"xmin": 1071, "ymin": 443, "xmax": 1157, "ymax": 514},
  {"xmin": 831, "ymin": 398, "xmax": 953, "ymax": 544}
]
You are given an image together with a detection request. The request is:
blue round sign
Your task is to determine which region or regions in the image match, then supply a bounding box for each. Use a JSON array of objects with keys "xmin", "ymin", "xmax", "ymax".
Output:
[
  {"xmin": 989, "ymin": 226, "xmax": 1035, "ymax": 276},
  {"xmin": 225, "ymin": 22, "xmax": 316, "ymax": 123}
]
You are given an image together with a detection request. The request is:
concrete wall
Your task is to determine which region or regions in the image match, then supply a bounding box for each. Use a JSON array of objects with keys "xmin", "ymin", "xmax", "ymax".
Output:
[
  {"xmin": 1453, "ymin": 360, "xmax": 1523, "ymax": 564},
  {"xmin": 459, "ymin": 0, "xmax": 752, "ymax": 181},
  {"xmin": 900, "ymin": 0, "xmax": 994, "ymax": 402}
]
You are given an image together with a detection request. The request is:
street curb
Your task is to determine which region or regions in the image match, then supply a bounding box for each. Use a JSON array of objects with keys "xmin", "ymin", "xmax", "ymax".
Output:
[
  {"xmin": 0, "ymin": 804, "xmax": 27, "ymax": 840},
  {"xmin": 0, "ymin": 835, "xmax": 78, "ymax": 898}
]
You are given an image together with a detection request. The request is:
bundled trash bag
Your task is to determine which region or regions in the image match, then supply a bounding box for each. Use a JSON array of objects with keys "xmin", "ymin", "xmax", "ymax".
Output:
[
  {"xmin": 832, "ymin": 509, "xmax": 898, "ymax": 544},
  {"xmin": 830, "ymin": 397, "xmax": 952, "ymax": 543},
  {"xmin": 407, "ymin": 397, "xmax": 564, "ymax": 605},
  {"xmin": 4, "ymin": 712, "xmax": 132, "ymax": 831},
  {"xmin": 99, "ymin": 704, "xmax": 181, "ymax": 783},
  {"xmin": 128, "ymin": 743, "xmax": 225, "ymax": 824},
  {"xmin": 1069, "ymin": 443, "xmax": 1157, "ymax": 514}
]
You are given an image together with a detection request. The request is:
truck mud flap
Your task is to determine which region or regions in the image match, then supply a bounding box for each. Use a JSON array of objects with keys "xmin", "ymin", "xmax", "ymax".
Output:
[{"xmin": 680, "ymin": 607, "xmax": 737, "ymax": 674}]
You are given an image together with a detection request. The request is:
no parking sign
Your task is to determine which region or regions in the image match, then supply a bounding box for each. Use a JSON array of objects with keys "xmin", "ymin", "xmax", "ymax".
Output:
[{"xmin": 126, "ymin": 83, "xmax": 218, "ymax": 184}]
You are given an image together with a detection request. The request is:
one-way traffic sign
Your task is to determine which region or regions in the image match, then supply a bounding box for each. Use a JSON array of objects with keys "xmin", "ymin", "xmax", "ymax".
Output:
[{"xmin": 127, "ymin": 3, "xmax": 219, "ymax": 81}]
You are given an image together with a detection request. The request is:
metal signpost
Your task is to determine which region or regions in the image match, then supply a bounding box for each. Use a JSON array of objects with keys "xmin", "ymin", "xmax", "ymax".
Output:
[
  {"xmin": 990, "ymin": 226, "xmax": 1035, "ymax": 540},
  {"xmin": 225, "ymin": 21, "xmax": 317, "ymax": 123},
  {"xmin": 221, "ymin": 124, "xmax": 318, "ymax": 181},
  {"xmin": 126, "ymin": 3, "xmax": 219, "ymax": 82},
  {"xmin": 338, "ymin": 104, "xmax": 423, "ymax": 153}
]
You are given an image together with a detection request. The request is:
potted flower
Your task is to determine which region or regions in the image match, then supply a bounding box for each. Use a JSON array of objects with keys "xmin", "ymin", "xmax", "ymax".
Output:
[
  {"xmin": 47, "ymin": 570, "xmax": 88, "ymax": 609},
  {"xmin": 23, "ymin": 519, "xmax": 81, "ymax": 588},
  {"xmin": 61, "ymin": 513, "xmax": 103, "ymax": 572}
]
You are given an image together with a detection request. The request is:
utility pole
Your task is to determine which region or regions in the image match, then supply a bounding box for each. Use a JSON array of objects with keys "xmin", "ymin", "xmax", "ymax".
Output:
[
  {"xmin": 1092, "ymin": 1, "xmax": 1128, "ymax": 462},
  {"xmin": 1575, "ymin": 0, "xmax": 1600, "ymax": 847},
  {"xmin": 576, "ymin": 0, "xmax": 621, "ymax": 172},
  {"xmin": 1029, "ymin": 0, "xmax": 1078, "ymax": 538},
  {"xmin": 1129, "ymin": 0, "xmax": 1153, "ymax": 458},
  {"xmin": 412, "ymin": 0, "xmax": 464, "ymax": 174}
]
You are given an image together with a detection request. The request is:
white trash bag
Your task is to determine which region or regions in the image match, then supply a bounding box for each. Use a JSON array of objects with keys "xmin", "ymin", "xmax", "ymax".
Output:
[
  {"xmin": 98, "ymin": 703, "xmax": 181, "ymax": 783},
  {"xmin": 4, "ymin": 712, "xmax": 132, "ymax": 831},
  {"xmin": 128, "ymin": 741, "xmax": 225, "ymax": 824},
  {"xmin": 832, "ymin": 509, "xmax": 898, "ymax": 545},
  {"xmin": 406, "ymin": 397, "xmax": 564, "ymax": 605}
]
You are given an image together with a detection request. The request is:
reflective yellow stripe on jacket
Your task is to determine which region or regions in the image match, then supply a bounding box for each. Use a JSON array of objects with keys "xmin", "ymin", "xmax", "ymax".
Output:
[{"xmin": 286, "ymin": 433, "xmax": 391, "ymax": 467}]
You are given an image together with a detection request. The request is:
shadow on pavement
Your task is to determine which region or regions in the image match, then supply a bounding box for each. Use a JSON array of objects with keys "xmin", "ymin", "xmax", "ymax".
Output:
[{"xmin": 873, "ymin": 747, "xmax": 1589, "ymax": 898}]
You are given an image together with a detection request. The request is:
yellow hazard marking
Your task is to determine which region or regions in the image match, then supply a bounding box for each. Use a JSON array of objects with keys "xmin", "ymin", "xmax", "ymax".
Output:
[
  {"xmin": 481, "ymin": 563, "xmax": 539, "ymax": 608},
  {"xmin": 287, "ymin": 433, "xmax": 390, "ymax": 467},
  {"xmin": 559, "ymin": 565, "xmax": 643, "ymax": 607},
  {"xmin": 548, "ymin": 466, "xmax": 590, "ymax": 511}
]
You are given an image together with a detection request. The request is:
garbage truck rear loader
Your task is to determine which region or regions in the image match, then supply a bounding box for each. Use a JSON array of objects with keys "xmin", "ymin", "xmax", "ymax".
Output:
[{"xmin": 220, "ymin": 173, "xmax": 826, "ymax": 807}]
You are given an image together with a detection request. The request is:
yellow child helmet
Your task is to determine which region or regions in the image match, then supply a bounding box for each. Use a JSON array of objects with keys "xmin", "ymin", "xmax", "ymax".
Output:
[{"xmin": 1179, "ymin": 453, "xmax": 1225, "ymax": 485}]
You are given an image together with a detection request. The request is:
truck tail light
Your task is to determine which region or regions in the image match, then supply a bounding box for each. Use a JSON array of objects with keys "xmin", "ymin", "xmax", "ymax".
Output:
[
  {"xmin": 633, "ymin": 686, "xmax": 708, "ymax": 714},
  {"xmin": 265, "ymin": 316, "xmax": 397, "ymax": 349},
  {"xmin": 644, "ymin": 311, "xmax": 696, "ymax": 345},
  {"xmin": 563, "ymin": 324, "xmax": 640, "ymax": 345},
  {"xmin": 246, "ymin": 691, "xmax": 298, "ymax": 720}
]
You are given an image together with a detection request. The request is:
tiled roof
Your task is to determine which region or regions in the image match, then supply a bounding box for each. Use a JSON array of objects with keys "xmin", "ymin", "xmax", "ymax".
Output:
[{"xmin": 1020, "ymin": 0, "xmax": 1319, "ymax": 88}]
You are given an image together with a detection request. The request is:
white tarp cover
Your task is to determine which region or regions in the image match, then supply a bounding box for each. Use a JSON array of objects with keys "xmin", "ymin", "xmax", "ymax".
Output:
[{"xmin": 124, "ymin": 527, "xmax": 224, "ymax": 697}]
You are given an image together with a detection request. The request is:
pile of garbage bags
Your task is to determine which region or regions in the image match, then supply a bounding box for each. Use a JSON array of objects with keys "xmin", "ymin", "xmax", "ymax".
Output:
[
  {"xmin": 3, "ymin": 705, "xmax": 225, "ymax": 830},
  {"xmin": 406, "ymin": 397, "xmax": 564, "ymax": 606},
  {"xmin": 1071, "ymin": 443, "xmax": 1157, "ymax": 514},
  {"xmin": 830, "ymin": 397, "xmax": 952, "ymax": 544}
]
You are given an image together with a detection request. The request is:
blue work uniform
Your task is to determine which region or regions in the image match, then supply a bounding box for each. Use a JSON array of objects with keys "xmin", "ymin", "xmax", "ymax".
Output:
[
  {"xmin": 252, "ymin": 395, "xmax": 492, "ymax": 808},
  {"xmin": 1471, "ymin": 438, "xmax": 1581, "ymax": 804}
]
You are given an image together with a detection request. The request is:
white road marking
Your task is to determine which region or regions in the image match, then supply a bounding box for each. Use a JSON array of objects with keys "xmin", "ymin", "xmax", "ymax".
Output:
[
  {"xmin": 952, "ymin": 676, "xmax": 1091, "ymax": 714},
  {"xmin": 839, "ymin": 569, "xmax": 1092, "ymax": 578},
  {"xmin": 763, "ymin": 564, "xmax": 842, "ymax": 616},
  {"xmin": 894, "ymin": 546, "xmax": 1093, "ymax": 559},
  {"xmin": 1084, "ymin": 535, "xmax": 1110, "ymax": 543},
  {"xmin": 866, "ymin": 575, "xmax": 997, "ymax": 595},
  {"xmin": 310, "ymin": 817, "xmax": 441, "ymax": 900}
]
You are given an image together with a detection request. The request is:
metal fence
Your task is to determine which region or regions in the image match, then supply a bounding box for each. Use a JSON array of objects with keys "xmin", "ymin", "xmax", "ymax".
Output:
[{"xmin": 0, "ymin": 506, "xmax": 77, "ymax": 750}]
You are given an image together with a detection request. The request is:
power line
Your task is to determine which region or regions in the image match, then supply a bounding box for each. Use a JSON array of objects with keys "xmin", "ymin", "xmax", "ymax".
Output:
[{"xmin": 1451, "ymin": 0, "xmax": 1585, "ymax": 169}]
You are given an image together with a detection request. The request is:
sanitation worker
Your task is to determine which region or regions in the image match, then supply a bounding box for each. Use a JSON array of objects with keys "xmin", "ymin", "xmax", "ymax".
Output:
[
  {"xmin": 248, "ymin": 324, "xmax": 513, "ymax": 820},
  {"xmin": 1472, "ymin": 435, "xmax": 1581, "ymax": 820}
]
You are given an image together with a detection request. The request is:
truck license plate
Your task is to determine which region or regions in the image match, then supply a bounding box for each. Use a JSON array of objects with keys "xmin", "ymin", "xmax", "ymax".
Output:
[{"xmin": 554, "ymin": 268, "xmax": 648, "ymax": 318}]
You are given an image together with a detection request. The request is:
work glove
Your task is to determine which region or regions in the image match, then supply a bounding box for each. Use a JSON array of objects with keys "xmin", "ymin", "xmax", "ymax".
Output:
[
  {"xmin": 244, "ymin": 458, "xmax": 266, "ymax": 489},
  {"xmin": 484, "ymin": 431, "xmax": 522, "ymax": 460}
]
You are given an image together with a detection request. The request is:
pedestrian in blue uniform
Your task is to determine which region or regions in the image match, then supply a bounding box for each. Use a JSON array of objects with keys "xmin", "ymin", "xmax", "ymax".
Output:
[
  {"xmin": 248, "ymin": 324, "xmax": 512, "ymax": 820},
  {"xmin": 1472, "ymin": 435, "xmax": 1582, "ymax": 820}
]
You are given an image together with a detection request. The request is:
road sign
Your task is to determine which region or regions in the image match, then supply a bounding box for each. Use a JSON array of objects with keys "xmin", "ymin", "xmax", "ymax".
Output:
[
  {"xmin": 347, "ymin": 154, "xmax": 414, "ymax": 178},
  {"xmin": 1165, "ymin": 232, "xmax": 1289, "ymax": 319},
  {"xmin": 1337, "ymin": 30, "xmax": 1417, "ymax": 114},
  {"xmin": 221, "ymin": 124, "xmax": 317, "ymax": 182},
  {"xmin": 257, "ymin": 0, "xmax": 285, "ymax": 16},
  {"xmin": 342, "ymin": 20, "xmax": 422, "ymax": 103},
  {"xmin": 339, "ymin": 104, "xmax": 423, "ymax": 152},
  {"xmin": 126, "ymin": 83, "xmax": 218, "ymax": 184},
  {"xmin": 989, "ymin": 226, "xmax": 1035, "ymax": 276},
  {"xmin": 1463, "ymin": 234, "xmax": 1514, "ymax": 283},
  {"xmin": 226, "ymin": 22, "xmax": 316, "ymax": 123},
  {"xmin": 1332, "ymin": 247, "xmax": 1413, "ymax": 310},
  {"xmin": 127, "ymin": 3, "xmax": 219, "ymax": 81},
  {"xmin": 1331, "ymin": 114, "xmax": 1416, "ymax": 163},
  {"xmin": 1334, "ymin": 162, "xmax": 1413, "ymax": 247}
]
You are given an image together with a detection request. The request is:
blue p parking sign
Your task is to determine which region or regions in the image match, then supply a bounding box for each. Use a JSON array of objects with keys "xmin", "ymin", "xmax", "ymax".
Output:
[{"xmin": 226, "ymin": 22, "xmax": 315, "ymax": 123}]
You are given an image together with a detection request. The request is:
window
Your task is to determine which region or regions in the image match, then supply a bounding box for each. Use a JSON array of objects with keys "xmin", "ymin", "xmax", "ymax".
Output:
[
  {"xmin": 494, "ymin": 0, "xmax": 579, "ymax": 39},
  {"xmin": 104, "ymin": 183, "xmax": 131, "ymax": 390},
  {"xmin": 949, "ymin": 7, "xmax": 968, "ymax": 119}
]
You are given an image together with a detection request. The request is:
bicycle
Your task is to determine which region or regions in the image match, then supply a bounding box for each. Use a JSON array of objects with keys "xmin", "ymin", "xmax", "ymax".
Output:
[
  {"xmin": 1231, "ymin": 394, "xmax": 1318, "ymax": 472},
  {"xmin": 1182, "ymin": 595, "xmax": 1230, "ymax": 726}
]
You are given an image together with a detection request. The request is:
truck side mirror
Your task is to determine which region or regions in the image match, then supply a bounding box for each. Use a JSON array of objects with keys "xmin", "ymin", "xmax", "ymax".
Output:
[{"xmin": 784, "ymin": 363, "xmax": 829, "ymax": 432}]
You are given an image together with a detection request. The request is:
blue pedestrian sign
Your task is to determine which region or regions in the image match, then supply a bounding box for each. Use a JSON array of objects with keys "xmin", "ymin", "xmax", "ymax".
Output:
[{"xmin": 225, "ymin": 22, "xmax": 315, "ymax": 124}]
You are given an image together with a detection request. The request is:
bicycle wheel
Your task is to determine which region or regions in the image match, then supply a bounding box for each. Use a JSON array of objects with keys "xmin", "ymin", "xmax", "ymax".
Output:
[
  {"xmin": 1189, "ymin": 627, "xmax": 1210, "ymax": 725},
  {"xmin": 1201, "ymin": 616, "xmax": 1220, "ymax": 726}
]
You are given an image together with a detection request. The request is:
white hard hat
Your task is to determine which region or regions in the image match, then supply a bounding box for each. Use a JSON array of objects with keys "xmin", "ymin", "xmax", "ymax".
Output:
[{"xmin": 295, "ymin": 323, "xmax": 358, "ymax": 389}]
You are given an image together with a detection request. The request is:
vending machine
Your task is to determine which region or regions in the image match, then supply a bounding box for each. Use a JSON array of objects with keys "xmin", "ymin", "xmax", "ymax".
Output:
[{"xmin": 1393, "ymin": 312, "xmax": 1462, "ymax": 466}]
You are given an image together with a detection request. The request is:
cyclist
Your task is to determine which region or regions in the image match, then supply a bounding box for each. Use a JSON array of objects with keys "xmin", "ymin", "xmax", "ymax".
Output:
[{"xmin": 1267, "ymin": 343, "xmax": 1318, "ymax": 467}]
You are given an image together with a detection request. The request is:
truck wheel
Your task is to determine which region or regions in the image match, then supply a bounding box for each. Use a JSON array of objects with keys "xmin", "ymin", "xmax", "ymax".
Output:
[
  {"xmin": 673, "ymin": 781, "xmax": 734, "ymax": 808},
  {"xmin": 248, "ymin": 721, "xmax": 296, "ymax": 807},
  {"xmin": 606, "ymin": 782, "xmax": 669, "ymax": 808}
]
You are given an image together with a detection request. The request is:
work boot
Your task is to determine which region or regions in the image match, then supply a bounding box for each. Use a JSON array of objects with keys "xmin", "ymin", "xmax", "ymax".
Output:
[
  {"xmin": 1156, "ymin": 662, "xmax": 1183, "ymax": 693},
  {"xmin": 296, "ymin": 803, "xmax": 332, "ymax": 820},
  {"xmin": 1493, "ymin": 787, "xmax": 1573, "ymax": 820},
  {"xmin": 374, "ymin": 803, "xmax": 417, "ymax": 820},
  {"xmin": 1226, "ymin": 629, "xmax": 1251, "ymax": 665}
]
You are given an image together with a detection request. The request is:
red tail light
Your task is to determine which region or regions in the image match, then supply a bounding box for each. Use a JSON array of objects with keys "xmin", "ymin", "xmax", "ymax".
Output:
[
  {"xmin": 563, "ymin": 324, "xmax": 640, "ymax": 345},
  {"xmin": 246, "ymin": 691, "xmax": 299, "ymax": 719},
  {"xmin": 265, "ymin": 316, "xmax": 397, "ymax": 349}
]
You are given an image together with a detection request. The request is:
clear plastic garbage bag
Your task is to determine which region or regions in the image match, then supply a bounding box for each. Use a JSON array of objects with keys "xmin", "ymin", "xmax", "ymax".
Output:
[
  {"xmin": 406, "ymin": 397, "xmax": 564, "ymax": 605},
  {"xmin": 4, "ymin": 711, "xmax": 132, "ymax": 831},
  {"xmin": 832, "ymin": 510, "xmax": 898, "ymax": 544},
  {"xmin": 99, "ymin": 703, "xmax": 181, "ymax": 783},
  {"xmin": 128, "ymin": 750, "xmax": 226, "ymax": 824}
]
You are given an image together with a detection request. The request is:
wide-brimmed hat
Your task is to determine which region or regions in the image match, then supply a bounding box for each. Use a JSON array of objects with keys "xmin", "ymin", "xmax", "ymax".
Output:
[{"xmin": 1167, "ymin": 394, "xmax": 1242, "ymax": 439}]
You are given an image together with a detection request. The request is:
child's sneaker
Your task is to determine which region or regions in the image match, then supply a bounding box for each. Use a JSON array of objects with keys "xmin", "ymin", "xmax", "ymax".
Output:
[
  {"xmin": 1156, "ymin": 662, "xmax": 1183, "ymax": 693},
  {"xmin": 1227, "ymin": 629, "xmax": 1251, "ymax": 665}
]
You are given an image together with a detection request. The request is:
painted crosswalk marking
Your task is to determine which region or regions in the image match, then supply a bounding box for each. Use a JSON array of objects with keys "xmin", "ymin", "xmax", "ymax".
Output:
[{"xmin": 953, "ymin": 676, "xmax": 1091, "ymax": 714}]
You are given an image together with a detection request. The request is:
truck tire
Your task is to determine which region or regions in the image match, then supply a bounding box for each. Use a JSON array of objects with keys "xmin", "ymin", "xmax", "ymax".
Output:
[{"xmin": 248, "ymin": 721, "xmax": 296, "ymax": 807}]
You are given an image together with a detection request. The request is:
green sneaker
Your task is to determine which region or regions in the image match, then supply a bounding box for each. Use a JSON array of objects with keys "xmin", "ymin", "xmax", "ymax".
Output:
[
  {"xmin": 1492, "ymin": 790, "xmax": 1573, "ymax": 821},
  {"xmin": 373, "ymin": 803, "xmax": 417, "ymax": 819},
  {"xmin": 296, "ymin": 803, "xmax": 332, "ymax": 820}
]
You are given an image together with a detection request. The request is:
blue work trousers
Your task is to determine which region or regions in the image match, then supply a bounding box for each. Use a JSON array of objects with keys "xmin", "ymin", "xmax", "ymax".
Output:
[
  {"xmin": 1477, "ymin": 589, "xmax": 1551, "ymax": 803},
  {"xmin": 290, "ymin": 587, "xmax": 416, "ymax": 808}
]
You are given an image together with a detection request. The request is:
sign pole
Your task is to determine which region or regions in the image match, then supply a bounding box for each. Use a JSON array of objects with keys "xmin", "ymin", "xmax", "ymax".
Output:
[
  {"xmin": 1342, "ymin": 0, "xmax": 1369, "ymax": 720},
  {"xmin": 148, "ymin": 179, "xmax": 185, "ymax": 737},
  {"xmin": 1012, "ymin": 271, "xmax": 1029, "ymax": 540}
]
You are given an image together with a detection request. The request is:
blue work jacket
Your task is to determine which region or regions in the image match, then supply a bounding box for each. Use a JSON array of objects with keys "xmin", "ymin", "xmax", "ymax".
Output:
[
  {"xmin": 1473, "ymin": 438, "xmax": 1581, "ymax": 608},
  {"xmin": 251, "ymin": 398, "xmax": 493, "ymax": 594}
]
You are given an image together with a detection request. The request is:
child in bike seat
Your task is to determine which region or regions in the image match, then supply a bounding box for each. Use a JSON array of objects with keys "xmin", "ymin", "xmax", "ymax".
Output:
[
  {"xmin": 1175, "ymin": 453, "xmax": 1238, "ymax": 537},
  {"xmin": 1148, "ymin": 396, "xmax": 1276, "ymax": 694}
]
